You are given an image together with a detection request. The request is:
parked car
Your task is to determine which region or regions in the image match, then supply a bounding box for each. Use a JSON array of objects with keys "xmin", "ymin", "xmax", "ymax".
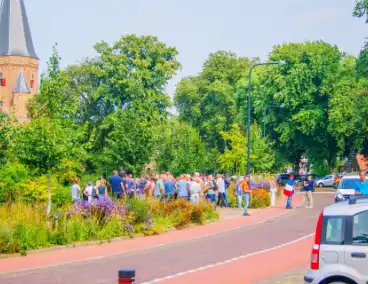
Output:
[
  {"xmin": 314, "ymin": 175, "xmax": 335, "ymax": 188},
  {"xmin": 334, "ymin": 174, "xmax": 360, "ymax": 203},
  {"xmin": 276, "ymin": 174, "xmax": 290, "ymax": 186},
  {"xmin": 304, "ymin": 195, "xmax": 368, "ymax": 284}
]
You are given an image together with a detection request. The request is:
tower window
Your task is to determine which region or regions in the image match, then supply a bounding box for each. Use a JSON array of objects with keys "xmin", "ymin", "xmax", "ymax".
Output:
[
  {"xmin": 0, "ymin": 73, "xmax": 5, "ymax": 87},
  {"xmin": 30, "ymin": 72, "xmax": 34, "ymax": 88}
]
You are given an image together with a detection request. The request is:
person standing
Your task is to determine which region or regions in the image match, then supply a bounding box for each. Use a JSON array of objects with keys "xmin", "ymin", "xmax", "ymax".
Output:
[
  {"xmin": 190, "ymin": 177, "xmax": 201, "ymax": 204},
  {"xmin": 164, "ymin": 175, "xmax": 175, "ymax": 201},
  {"xmin": 354, "ymin": 171, "xmax": 368, "ymax": 195},
  {"xmin": 241, "ymin": 176, "xmax": 251, "ymax": 216},
  {"xmin": 236, "ymin": 177, "xmax": 244, "ymax": 209},
  {"xmin": 284, "ymin": 175, "xmax": 295, "ymax": 209},
  {"xmin": 177, "ymin": 175, "xmax": 189, "ymax": 200},
  {"xmin": 206, "ymin": 175, "xmax": 216, "ymax": 207},
  {"xmin": 270, "ymin": 175, "xmax": 278, "ymax": 207},
  {"xmin": 155, "ymin": 175, "xmax": 164, "ymax": 200},
  {"xmin": 83, "ymin": 181, "xmax": 98, "ymax": 204},
  {"xmin": 71, "ymin": 178, "xmax": 81, "ymax": 202},
  {"xmin": 223, "ymin": 175, "xmax": 230, "ymax": 207},
  {"xmin": 109, "ymin": 170, "xmax": 124, "ymax": 199},
  {"xmin": 303, "ymin": 175, "xmax": 314, "ymax": 208},
  {"xmin": 216, "ymin": 174, "xmax": 226, "ymax": 207},
  {"xmin": 126, "ymin": 174, "xmax": 135, "ymax": 199},
  {"xmin": 98, "ymin": 180, "xmax": 108, "ymax": 200}
]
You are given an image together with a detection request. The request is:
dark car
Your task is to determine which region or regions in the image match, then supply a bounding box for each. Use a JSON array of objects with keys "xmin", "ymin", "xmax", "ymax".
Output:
[{"xmin": 277, "ymin": 174, "xmax": 290, "ymax": 186}]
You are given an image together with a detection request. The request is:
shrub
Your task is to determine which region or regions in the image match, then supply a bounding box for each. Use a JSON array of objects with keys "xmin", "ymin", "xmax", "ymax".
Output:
[
  {"xmin": 0, "ymin": 162, "xmax": 29, "ymax": 203},
  {"xmin": 249, "ymin": 189, "xmax": 271, "ymax": 208},
  {"xmin": 52, "ymin": 186, "xmax": 72, "ymax": 207},
  {"xmin": 0, "ymin": 196, "xmax": 219, "ymax": 255}
]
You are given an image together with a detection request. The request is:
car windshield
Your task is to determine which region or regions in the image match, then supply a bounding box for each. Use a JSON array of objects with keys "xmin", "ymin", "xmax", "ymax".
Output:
[{"xmin": 339, "ymin": 178, "xmax": 359, "ymax": 189}]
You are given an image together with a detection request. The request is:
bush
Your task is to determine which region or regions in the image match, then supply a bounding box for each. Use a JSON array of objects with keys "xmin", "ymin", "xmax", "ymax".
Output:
[
  {"xmin": 0, "ymin": 197, "xmax": 219, "ymax": 255},
  {"xmin": 0, "ymin": 162, "xmax": 29, "ymax": 203},
  {"xmin": 52, "ymin": 186, "xmax": 72, "ymax": 208},
  {"xmin": 249, "ymin": 189, "xmax": 271, "ymax": 208}
]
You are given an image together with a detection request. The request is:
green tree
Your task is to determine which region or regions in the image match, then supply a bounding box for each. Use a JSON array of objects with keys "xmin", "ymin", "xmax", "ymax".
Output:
[
  {"xmin": 0, "ymin": 112, "xmax": 13, "ymax": 164},
  {"xmin": 28, "ymin": 35, "xmax": 181, "ymax": 174},
  {"xmin": 238, "ymin": 41, "xmax": 344, "ymax": 169},
  {"xmin": 357, "ymin": 41, "xmax": 368, "ymax": 77},
  {"xmin": 154, "ymin": 119, "xmax": 206, "ymax": 176},
  {"xmin": 12, "ymin": 118, "xmax": 79, "ymax": 214},
  {"xmin": 28, "ymin": 44, "xmax": 77, "ymax": 119},
  {"xmin": 174, "ymin": 51, "xmax": 254, "ymax": 151},
  {"xmin": 218, "ymin": 123, "xmax": 275, "ymax": 175},
  {"xmin": 218, "ymin": 124, "xmax": 247, "ymax": 175},
  {"xmin": 353, "ymin": 0, "xmax": 368, "ymax": 21}
]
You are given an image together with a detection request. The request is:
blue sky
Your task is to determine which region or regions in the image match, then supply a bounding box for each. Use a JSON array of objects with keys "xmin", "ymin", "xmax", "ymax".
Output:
[{"xmin": 26, "ymin": 0, "xmax": 366, "ymax": 98}]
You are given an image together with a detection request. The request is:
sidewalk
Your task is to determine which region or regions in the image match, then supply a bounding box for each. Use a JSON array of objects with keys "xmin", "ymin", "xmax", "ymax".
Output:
[{"xmin": 0, "ymin": 194, "xmax": 304, "ymax": 274}]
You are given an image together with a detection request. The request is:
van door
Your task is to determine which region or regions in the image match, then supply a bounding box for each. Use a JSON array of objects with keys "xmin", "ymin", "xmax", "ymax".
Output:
[{"xmin": 345, "ymin": 210, "xmax": 368, "ymax": 281}]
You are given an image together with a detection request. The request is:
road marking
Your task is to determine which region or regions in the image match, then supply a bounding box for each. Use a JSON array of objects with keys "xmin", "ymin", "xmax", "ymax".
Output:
[
  {"xmin": 0, "ymin": 201, "xmax": 303, "ymax": 276},
  {"xmin": 142, "ymin": 233, "xmax": 315, "ymax": 284}
]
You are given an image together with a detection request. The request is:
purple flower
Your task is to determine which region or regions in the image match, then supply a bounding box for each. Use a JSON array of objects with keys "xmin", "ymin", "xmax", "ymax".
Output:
[{"xmin": 124, "ymin": 224, "xmax": 135, "ymax": 232}]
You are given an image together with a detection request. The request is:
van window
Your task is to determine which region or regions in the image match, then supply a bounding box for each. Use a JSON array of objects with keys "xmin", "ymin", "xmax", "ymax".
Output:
[
  {"xmin": 323, "ymin": 216, "xmax": 344, "ymax": 244},
  {"xmin": 353, "ymin": 211, "xmax": 368, "ymax": 245},
  {"xmin": 339, "ymin": 178, "xmax": 359, "ymax": 189}
]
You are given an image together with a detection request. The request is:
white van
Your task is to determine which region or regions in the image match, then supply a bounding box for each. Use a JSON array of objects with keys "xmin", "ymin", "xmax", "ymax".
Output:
[
  {"xmin": 334, "ymin": 175, "xmax": 360, "ymax": 203},
  {"xmin": 304, "ymin": 195, "xmax": 368, "ymax": 284}
]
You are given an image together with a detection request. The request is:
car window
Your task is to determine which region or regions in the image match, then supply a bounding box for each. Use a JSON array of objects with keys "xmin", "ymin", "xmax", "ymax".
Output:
[
  {"xmin": 339, "ymin": 178, "xmax": 359, "ymax": 189},
  {"xmin": 323, "ymin": 216, "xmax": 344, "ymax": 244},
  {"xmin": 353, "ymin": 211, "xmax": 368, "ymax": 245}
]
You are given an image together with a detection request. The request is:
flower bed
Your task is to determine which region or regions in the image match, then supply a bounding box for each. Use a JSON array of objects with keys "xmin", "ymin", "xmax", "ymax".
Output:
[{"xmin": 0, "ymin": 198, "xmax": 219, "ymax": 255}]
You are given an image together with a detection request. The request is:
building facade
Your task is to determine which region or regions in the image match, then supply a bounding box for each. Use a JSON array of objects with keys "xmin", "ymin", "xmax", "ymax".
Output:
[{"xmin": 0, "ymin": 0, "xmax": 39, "ymax": 122}]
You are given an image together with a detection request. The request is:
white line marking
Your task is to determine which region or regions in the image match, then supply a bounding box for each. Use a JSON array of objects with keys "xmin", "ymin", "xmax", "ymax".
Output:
[
  {"xmin": 0, "ymin": 201, "xmax": 302, "ymax": 275},
  {"xmin": 142, "ymin": 233, "xmax": 315, "ymax": 284}
]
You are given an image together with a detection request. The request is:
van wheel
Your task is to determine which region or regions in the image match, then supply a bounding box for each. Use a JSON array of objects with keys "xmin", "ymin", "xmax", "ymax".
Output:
[
  {"xmin": 329, "ymin": 282, "xmax": 349, "ymax": 284},
  {"xmin": 318, "ymin": 183, "xmax": 324, "ymax": 188}
]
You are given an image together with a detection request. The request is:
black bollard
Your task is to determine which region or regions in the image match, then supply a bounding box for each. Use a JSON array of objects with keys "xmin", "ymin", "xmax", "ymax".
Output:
[{"xmin": 119, "ymin": 270, "xmax": 135, "ymax": 284}]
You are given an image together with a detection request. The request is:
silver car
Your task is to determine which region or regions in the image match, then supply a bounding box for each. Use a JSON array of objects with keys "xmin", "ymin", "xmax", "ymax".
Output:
[
  {"xmin": 304, "ymin": 195, "xmax": 368, "ymax": 284},
  {"xmin": 315, "ymin": 175, "xmax": 335, "ymax": 188}
]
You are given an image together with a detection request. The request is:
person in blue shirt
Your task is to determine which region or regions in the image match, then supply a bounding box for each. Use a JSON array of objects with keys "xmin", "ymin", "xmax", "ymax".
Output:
[
  {"xmin": 176, "ymin": 175, "xmax": 189, "ymax": 200},
  {"xmin": 354, "ymin": 171, "xmax": 368, "ymax": 195},
  {"xmin": 303, "ymin": 175, "xmax": 314, "ymax": 208},
  {"xmin": 109, "ymin": 170, "xmax": 124, "ymax": 199},
  {"xmin": 164, "ymin": 176, "xmax": 175, "ymax": 201}
]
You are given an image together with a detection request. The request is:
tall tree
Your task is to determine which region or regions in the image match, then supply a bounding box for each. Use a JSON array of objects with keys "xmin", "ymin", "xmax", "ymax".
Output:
[
  {"xmin": 154, "ymin": 119, "xmax": 206, "ymax": 176},
  {"xmin": 218, "ymin": 123, "xmax": 275, "ymax": 175},
  {"xmin": 29, "ymin": 35, "xmax": 181, "ymax": 174},
  {"xmin": 174, "ymin": 51, "xmax": 255, "ymax": 151},
  {"xmin": 12, "ymin": 118, "xmax": 80, "ymax": 214},
  {"xmin": 353, "ymin": 0, "xmax": 368, "ymax": 21},
  {"xmin": 237, "ymin": 41, "xmax": 344, "ymax": 169}
]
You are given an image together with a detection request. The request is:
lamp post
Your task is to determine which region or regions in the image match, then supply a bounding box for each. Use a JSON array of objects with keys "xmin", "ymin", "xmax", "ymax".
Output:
[
  {"xmin": 247, "ymin": 61, "xmax": 285, "ymax": 179},
  {"xmin": 263, "ymin": 104, "xmax": 285, "ymax": 137}
]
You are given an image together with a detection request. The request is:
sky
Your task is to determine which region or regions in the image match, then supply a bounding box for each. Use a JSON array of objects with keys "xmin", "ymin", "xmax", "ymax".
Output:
[{"xmin": 26, "ymin": 0, "xmax": 366, "ymax": 99}]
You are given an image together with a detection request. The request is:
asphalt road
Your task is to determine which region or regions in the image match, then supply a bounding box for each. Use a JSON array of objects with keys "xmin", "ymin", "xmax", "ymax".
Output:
[{"xmin": 0, "ymin": 194, "xmax": 333, "ymax": 284}]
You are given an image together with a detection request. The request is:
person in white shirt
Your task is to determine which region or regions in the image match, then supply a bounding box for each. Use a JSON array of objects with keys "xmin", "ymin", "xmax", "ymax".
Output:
[
  {"xmin": 83, "ymin": 181, "xmax": 98, "ymax": 204},
  {"xmin": 216, "ymin": 174, "xmax": 226, "ymax": 207},
  {"xmin": 190, "ymin": 177, "xmax": 201, "ymax": 204}
]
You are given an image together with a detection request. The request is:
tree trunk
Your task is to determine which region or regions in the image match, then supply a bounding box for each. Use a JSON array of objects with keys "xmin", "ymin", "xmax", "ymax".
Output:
[{"xmin": 46, "ymin": 173, "xmax": 51, "ymax": 216}]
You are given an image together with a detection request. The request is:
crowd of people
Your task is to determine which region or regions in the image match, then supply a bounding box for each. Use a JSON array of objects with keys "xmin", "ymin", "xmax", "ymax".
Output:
[{"xmin": 70, "ymin": 170, "xmax": 277, "ymax": 216}]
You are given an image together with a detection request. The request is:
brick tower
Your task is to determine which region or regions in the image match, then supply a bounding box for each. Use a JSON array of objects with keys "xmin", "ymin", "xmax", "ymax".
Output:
[{"xmin": 0, "ymin": 0, "xmax": 39, "ymax": 122}]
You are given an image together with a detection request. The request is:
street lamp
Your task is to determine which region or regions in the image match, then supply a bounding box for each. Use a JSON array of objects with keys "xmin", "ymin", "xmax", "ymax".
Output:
[
  {"xmin": 247, "ymin": 61, "xmax": 286, "ymax": 179},
  {"xmin": 263, "ymin": 104, "xmax": 285, "ymax": 137}
]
